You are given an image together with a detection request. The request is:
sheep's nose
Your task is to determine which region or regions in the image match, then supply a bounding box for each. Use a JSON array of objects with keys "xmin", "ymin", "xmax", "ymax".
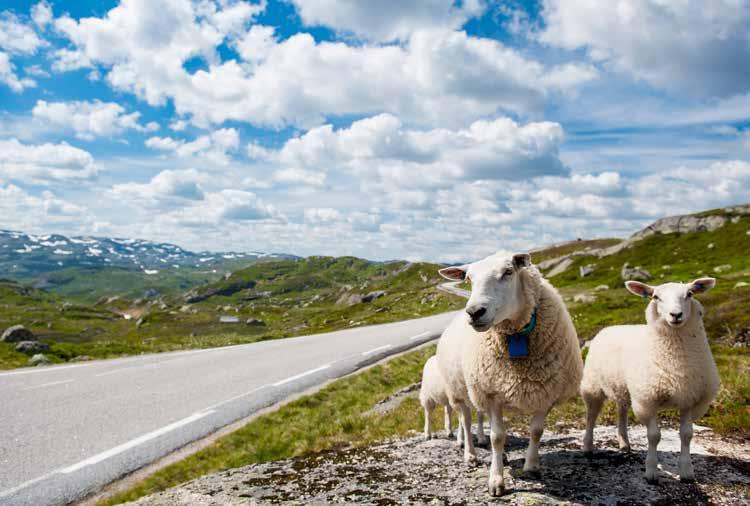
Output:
[
  {"xmin": 466, "ymin": 306, "xmax": 487, "ymax": 322},
  {"xmin": 670, "ymin": 312, "xmax": 683, "ymax": 320}
]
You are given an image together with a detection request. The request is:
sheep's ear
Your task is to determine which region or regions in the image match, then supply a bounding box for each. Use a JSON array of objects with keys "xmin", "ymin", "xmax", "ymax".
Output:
[
  {"xmin": 689, "ymin": 277, "xmax": 715, "ymax": 294},
  {"xmin": 512, "ymin": 253, "xmax": 531, "ymax": 269},
  {"xmin": 625, "ymin": 281, "xmax": 654, "ymax": 299},
  {"xmin": 438, "ymin": 265, "xmax": 467, "ymax": 281}
]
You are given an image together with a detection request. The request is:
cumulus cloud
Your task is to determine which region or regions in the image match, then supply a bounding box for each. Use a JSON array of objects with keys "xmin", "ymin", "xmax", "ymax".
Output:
[
  {"xmin": 0, "ymin": 138, "xmax": 98, "ymax": 184},
  {"xmin": 32, "ymin": 99, "xmax": 158, "ymax": 140},
  {"xmin": 0, "ymin": 52, "xmax": 35, "ymax": 92},
  {"xmin": 145, "ymin": 128, "xmax": 240, "ymax": 165},
  {"xmin": 0, "ymin": 11, "xmax": 46, "ymax": 54},
  {"xmin": 289, "ymin": 0, "xmax": 485, "ymax": 41},
  {"xmin": 31, "ymin": 1, "xmax": 53, "ymax": 28},
  {"xmin": 159, "ymin": 189, "xmax": 284, "ymax": 227},
  {"xmin": 0, "ymin": 184, "xmax": 89, "ymax": 232},
  {"xmin": 539, "ymin": 0, "xmax": 750, "ymax": 98},
  {"xmin": 110, "ymin": 168, "xmax": 205, "ymax": 206},
  {"xmin": 257, "ymin": 113, "xmax": 566, "ymax": 190},
  {"xmin": 51, "ymin": 0, "xmax": 595, "ymax": 128}
]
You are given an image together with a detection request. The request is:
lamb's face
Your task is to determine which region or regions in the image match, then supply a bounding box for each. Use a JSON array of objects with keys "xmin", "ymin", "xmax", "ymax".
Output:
[
  {"xmin": 439, "ymin": 252, "xmax": 531, "ymax": 332},
  {"xmin": 625, "ymin": 278, "xmax": 716, "ymax": 328}
]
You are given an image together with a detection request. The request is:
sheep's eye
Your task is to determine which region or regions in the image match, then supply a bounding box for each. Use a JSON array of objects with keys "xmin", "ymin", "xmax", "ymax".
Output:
[
  {"xmin": 502, "ymin": 269, "xmax": 513, "ymax": 278},
  {"xmin": 686, "ymin": 291, "xmax": 693, "ymax": 298},
  {"xmin": 652, "ymin": 294, "xmax": 660, "ymax": 301}
]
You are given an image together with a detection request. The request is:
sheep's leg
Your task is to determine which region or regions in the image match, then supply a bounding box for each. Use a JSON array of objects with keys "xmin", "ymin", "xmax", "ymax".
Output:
[
  {"xmin": 678, "ymin": 409, "xmax": 695, "ymax": 482},
  {"xmin": 616, "ymin": 401, "xmax": 631, "ymax": 452},
  {"xmin": 423, "ymin": 401, "xmax": 433, "ymax": 440},
  {"xmin": 456, "ymin": 413, "xmax": 464, "ymax": 447},
  {"xmin": 523, "ymin": 409, "xmax": 546, "ymax": 474},
  {"xmin": 487, "ymin": 403, "xmax": 506, "ymax": 496},
  {"xmin": 444, "ymin": 405, "xmax": 453, "ymax": 438},
  {"xmin": 582, "ymin": 392, "xmax": 604, "ymax": 456},
  {"xmin": 476, "ymin": 410, "xmax": 488, "ymax": 445},
  {"xmin": 644, "ymin": 416, "xmax": 661, "ymax": 483},
  {"xmin": 459, "ymin": 403, "xmax": 477, "ymax": 464}
]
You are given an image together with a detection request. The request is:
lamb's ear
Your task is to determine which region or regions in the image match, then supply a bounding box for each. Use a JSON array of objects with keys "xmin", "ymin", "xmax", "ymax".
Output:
[
  {"xmin": 625, "ymin": 281, "xmax": 654, "ymax": 299},
  {"xmin": 512, "ymin": 253, "xmax": 531, "ymax": 270},
  {"xmin": 439, "ymin": 265, "xmax": 467, "ymax": 281},
  {"xmin": 689, "ymin": 277, "xmax": 715, "ymax": 294}
]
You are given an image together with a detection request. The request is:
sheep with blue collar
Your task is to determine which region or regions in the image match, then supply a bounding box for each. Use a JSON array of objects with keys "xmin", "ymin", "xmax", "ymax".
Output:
[
  {"xmin": 437, "ymin": 252, "xmax": 583, "ymax": 496},
  {"xmin": 581, "ymin": 278, "xmax": 720, "ymax": 483}
]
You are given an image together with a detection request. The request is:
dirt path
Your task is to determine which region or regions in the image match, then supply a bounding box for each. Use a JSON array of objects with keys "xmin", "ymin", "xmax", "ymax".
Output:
[{"xmin": 129, "ymin": 424, "xmax": 749, "ymax": 505}]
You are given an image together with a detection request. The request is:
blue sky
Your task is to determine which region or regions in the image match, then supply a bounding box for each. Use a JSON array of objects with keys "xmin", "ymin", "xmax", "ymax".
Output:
[{"xmin": 0, "ymin": 0, "xmax": 749, "ymax": 261}]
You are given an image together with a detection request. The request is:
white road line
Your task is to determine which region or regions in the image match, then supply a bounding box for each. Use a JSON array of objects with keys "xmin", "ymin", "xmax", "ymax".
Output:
[
  {"xmin": 0, "ymin": 470, "xmax": 58, "ymax": 500},
  {"xmin": 0, "ymin": 363, "xmax": 89, "ymax": 377},
  {"xmin": 22, "ymin": 379, "xmax": 74, "ymax": 391},
  {"xmin": 272, "ymin": 364, "xmax": 331, "ymax": 387},
  {"xmin": 409, "ymin": 331, "xmax": 433, "ymax": 341},
  {"xmin": 60, "ymin": 410, "xmax": 215, "ymax": 474},
  {"xmin": 203, "ymin": 384, "xmax": 271, "ymax": 411},
  {"xmin": 362, "ymin": 344, "xmax": 392, "ymax": 356}
]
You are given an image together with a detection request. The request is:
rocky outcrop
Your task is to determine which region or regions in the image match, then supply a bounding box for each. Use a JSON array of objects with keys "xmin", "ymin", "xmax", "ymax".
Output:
[
  {"xmin": 183, "ymin": 279, "xmax": 257, "ymax": 304},
  {"xmin": 621, "ymin": 263, "xmax": 651, "ymax": 281},
  {"xmin": 127, "ymin": 425, "xmax": 750, "ymax": 506},
  {"xmin": 1, "ymin": 325, "xmax": 35, "ymax": 343},
  {"xmin": 15, "ymin": 341, "xmax": 49, "ymax": 354},
  {"xmin": 546, "ymin": 257, "xmax": 574, "ymax": 277}
]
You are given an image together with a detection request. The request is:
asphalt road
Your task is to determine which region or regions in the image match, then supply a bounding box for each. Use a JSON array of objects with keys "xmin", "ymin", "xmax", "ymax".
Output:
[{"xmin": 0, "ymin": 310, "xmax": 459, "ymax": 506}]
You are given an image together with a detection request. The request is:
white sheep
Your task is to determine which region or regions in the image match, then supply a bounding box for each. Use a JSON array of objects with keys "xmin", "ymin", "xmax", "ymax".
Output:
[
  {"xmin": 581, "ymin": 278, "xmax": 720, "ymax": 482},
  {"xmin": 438, "ymin": 252, "xmax": 583, "ymax": 496},
  {"xmin": 419, "ymin": 356, "xmax": 454, "ymax": 439}
]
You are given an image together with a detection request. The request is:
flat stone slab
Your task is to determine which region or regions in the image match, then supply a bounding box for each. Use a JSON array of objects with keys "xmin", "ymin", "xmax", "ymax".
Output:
[{"xmin": 129, "ymin": 425, "xmax": 750, "ymax": 505}]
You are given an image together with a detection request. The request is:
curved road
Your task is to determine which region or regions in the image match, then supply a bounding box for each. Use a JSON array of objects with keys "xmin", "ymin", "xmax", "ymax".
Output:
[{"xmin": 0, "ymin": 310, "xmax": 461, "ymax": 505}]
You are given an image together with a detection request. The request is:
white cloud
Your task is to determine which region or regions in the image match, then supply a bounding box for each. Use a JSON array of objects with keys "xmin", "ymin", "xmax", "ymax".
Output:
[
  {"xmin": 31, "ymin": 1, "xmax": 53, "ymax": 28},
  {"xmin": 0, "ymin": 138, "xmax": 98, "ymax": 183},
  {"xmin": 0, "ymin": 11, "xmax": 45, "ymax": 54},
  {"xmin": 258, "ymin": 113, "xmax": 566, "ymax": 190},
  {"xmin": 32, "ymin": 99, "xmax": 157, "ymax": 140},
  {"xmin": 539, "ymin": 0, "xmax": 750, "ymax": 98},
  {"xmin": 289, "ymin": 0, "xmax": 485, "ymax": 41},
  {"xmin": 0, "ymin": 52, "xmax": 35, "ymax": 92},
  {"xmin": 160, "ymin": 189, "xmax": 283, "ymax": 227},
  {"xmin": 145, "ymin": 128, "xmax": 240, "ymax": 165},
  {"xmin": 52, "ymin": 0, "xmax": 595, "ymax": 128},
  {"xmin": 0, "ymin": 184, "xmax": 90, "ymax": 232},
  {"xmin": 110, "ymin": 168, "xmax": 205, "ymax": 206}
]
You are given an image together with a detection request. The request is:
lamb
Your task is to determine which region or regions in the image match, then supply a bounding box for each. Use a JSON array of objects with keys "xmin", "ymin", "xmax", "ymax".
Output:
[
  {"xmin": 581, "ymin": 278, "xmax": 720, "ymax": 483},
  {"xmin": 419, "ymin": 356, "xmax": 455, "ymax": 440},
  {"xmin": 437, "ymin": 252, "xmax": 583, "ymax": 495}
]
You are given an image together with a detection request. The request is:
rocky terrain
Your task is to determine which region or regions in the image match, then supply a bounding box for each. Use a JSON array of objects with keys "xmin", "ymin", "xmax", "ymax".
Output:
[{"xmin": 127, "ymin": 424, "xmax": 749, "ymax": 505}]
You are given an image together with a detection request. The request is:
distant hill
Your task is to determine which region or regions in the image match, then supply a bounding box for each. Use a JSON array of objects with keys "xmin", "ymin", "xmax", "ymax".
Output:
[{"xmin": 0, "ymin": 229, "xmax": 299, "ymax": 279}]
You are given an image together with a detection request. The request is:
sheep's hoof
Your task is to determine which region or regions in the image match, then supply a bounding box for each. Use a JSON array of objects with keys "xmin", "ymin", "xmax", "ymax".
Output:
[
  {"xmin": 644, "ymin": 472, "xmax": 658, "ymax": 484},
  {"xmin": 464, "ymin": 453, "xmax": 478, "ymax": 466},
  {"xmin": 502, "ymin": 452, "xmax": 509, "ymax": 465},
  {"xmin": 679, "ymin": 474, "xmax": 696, "ymax": 483},
  {"xmin": 619, "ymin": 443, "xmax": 631, "ymax": 452},
  {"xmin": 583, "ymin": 450, "xmax": 594, "ymax": 458},
  {"xmin": 488, "ymin": 476, "xmax": 505, "ymax": 496}
]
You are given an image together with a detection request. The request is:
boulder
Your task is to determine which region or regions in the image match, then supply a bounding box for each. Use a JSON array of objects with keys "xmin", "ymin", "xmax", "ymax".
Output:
[
  {"xmin": 579, "ymin": 264, "xmax": 595, "ymax": 277},
  {"xmin": 547, "ymin": 258, "xmax": 574, "ymax": 277},
  {"xmin": 735, "ymin": 281, "xmax": 749, "ymax": 289},
  {"xmin": 15, "ymin": 341, "xmax": 49, "ymax": 354},
  {"xmin": 336, "ymin": 292, "xmax": 363, "ymax": 307},
  {"xmin": 28, "ymin": 354, "xmax": 49, "ymax": 367},
  {"xmin": 621, "ymin": 263, "xmax": 651, "ymax": 281},
  {"xmin": 245, "ymin": 318, "xmax": 266, "ymax": 326},
  {"xmin": 594, "ymin": 284, "xmax": 609, "ymax": 291},
  {"xmin": 714, "ymin": 264, "xmax": 732, "ymax": 273},
  {"xmin": 1, "ymin": 325, "xmax": 35, "ymax": 343},
  {"xmin": 362, "ymin": 290, "xmax": 386, "ymax": 303}
]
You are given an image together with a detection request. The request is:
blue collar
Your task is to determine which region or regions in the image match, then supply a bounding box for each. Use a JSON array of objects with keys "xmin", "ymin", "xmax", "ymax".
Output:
[{"xmin": 506, "ymin": 309, "xmax": 537, "ymax": 359}]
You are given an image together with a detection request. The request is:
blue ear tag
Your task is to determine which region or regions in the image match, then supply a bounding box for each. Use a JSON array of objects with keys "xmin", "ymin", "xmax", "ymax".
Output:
[
  {"xmin": 506, "ymin": 309, "xmax": 536, "ymax": 359},
  {"xmin": 507, "ymin": 333, "xmax": 529, "ymax": 358}
]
